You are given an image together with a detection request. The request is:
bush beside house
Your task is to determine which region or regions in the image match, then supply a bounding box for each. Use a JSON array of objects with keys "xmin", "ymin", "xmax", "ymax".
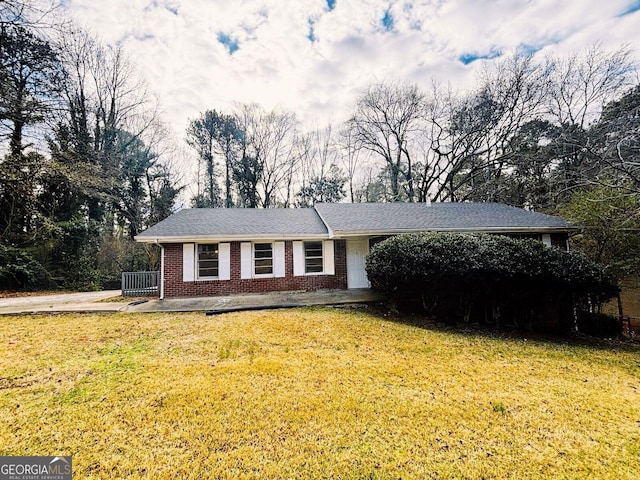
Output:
[{"xmin": 366, "ymin": 233, "xmax": 619, "ymax": 334}]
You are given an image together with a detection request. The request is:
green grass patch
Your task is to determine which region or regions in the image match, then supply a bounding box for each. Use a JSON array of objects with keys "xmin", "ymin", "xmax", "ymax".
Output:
[{"xmin": 1, "ymin": 308, "xmax": 639, "ymax": 478}]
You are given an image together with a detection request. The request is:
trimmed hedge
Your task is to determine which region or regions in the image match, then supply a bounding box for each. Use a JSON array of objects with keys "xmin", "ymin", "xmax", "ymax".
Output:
[{"xmin": 365, "ymin": 233, "xmax": 619, "ymax": 333}]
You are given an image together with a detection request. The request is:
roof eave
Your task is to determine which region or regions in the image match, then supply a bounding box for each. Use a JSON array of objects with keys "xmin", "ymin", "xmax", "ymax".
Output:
[
  {"xmin": 329, "ymin": 226, "xmax": 577, "ymax": 238},
  {"xmin": 135, "ymin": 233, "xmax": 331, "ymax": 243}
]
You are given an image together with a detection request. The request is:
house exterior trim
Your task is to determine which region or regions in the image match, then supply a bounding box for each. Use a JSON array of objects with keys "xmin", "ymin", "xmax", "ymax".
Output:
[
  {"xmin": 329, "ymin": 226, "xmax": 576, "ymax": 238},
  {"xmin": 137, "ymin": 233, "xmax": 330, "ymax": 244}
]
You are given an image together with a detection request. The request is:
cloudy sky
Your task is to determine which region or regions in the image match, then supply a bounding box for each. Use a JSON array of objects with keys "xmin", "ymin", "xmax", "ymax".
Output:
[{"xmin": 61, "ymin": 0, "xmax": 640, "ymax": 136}]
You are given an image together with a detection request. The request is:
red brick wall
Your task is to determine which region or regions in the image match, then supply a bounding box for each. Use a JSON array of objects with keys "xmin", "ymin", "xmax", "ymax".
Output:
[{"xmin": 162, "ymin": 240, "xmax": 348, "ymax": 298}]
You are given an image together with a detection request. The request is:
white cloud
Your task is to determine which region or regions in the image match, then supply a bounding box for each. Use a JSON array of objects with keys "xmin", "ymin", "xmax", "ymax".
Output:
[{"xmin": 62, "ymin": 0, "xmax": 640, "ymax": 137}]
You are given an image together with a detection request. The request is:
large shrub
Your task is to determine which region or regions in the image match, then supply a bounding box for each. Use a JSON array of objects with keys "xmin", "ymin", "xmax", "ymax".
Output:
[
  {"xmin": 0, "ymin": 245, "xmax": 49, "ymax": 290},
  {"xmin": 366, "ymin": 233, "xmax": 619, "ymax": 333}
]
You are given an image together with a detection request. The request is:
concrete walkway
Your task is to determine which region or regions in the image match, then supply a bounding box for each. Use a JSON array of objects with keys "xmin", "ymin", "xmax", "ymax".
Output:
[
  {"xmin": 0, "ymin": 289, "xmax": 382, "ymax": 315},
  {"xmin": 0, "ymin": 290, "xmax": 124, "ymax": 315},
  {"xmin": 131, "ymin": 289, "xmax": 382, "ymax": 314}
]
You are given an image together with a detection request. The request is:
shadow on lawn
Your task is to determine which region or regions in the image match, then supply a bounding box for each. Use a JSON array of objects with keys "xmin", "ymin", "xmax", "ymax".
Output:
[{"xmin": 358, "ymin": 302, "xmax": 640, "ymax": 353}]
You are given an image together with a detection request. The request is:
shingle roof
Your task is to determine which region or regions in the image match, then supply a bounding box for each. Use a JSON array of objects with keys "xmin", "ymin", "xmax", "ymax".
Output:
[
  {"xmin": 136, "ymin": 208, "xmax": 328, "ymax": 240},
  {"xmin": 136, "ymin": 202, "xmax": 573, "ymax": 242},
  {"xmin": 314, "ymin": 202, "xmax": 571, "ymax": 235}
]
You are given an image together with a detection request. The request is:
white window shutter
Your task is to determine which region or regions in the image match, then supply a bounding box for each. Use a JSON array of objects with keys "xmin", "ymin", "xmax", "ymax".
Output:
[
  {"xmin": 323, "ymin": 240, "xmax": 335, "ymax": 275},
  {"xmin": 292, "ymin": 241, "xmax": 304, "ymax": 276},
  {"xmin": 183, "ymin": 243, "xmax": 195, "ymax": 282},
  {"xmin": 274, "ymin": 241, "xmax": 285, "ymax": 278},
  {"xmin": 240, "ymin": 242, "xmax": 252, "ymax": 279},
  {"xmin": 219, "ymin": 243, "xmax": 231, "ymax": 280}
]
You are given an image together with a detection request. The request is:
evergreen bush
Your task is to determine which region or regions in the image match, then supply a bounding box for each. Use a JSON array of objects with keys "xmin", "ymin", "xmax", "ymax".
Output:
[
  {"xmin": 0, "ymin": 245, "xmax": 49, "ymax": 290},
  {"xmin": 366, "ymin": 233, "xmax": 619, "ymax": 333}
]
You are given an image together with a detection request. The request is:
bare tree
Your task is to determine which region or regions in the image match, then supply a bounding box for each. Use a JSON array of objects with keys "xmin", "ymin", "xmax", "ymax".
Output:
[
  {"xmin": 51, "ymin": 26, "xmax": 165, "ymax": 226},
  {"xmin": 257, "ymin": 108, "xmax": 299, "ymax": 207},
  {"xmin": 337, "ymin": 126, "xmax": 361, "ymax": 203},
  {"xmin": 232, "ymin": 104, "xmax": 300, "ymax": 208},
  {"xmin": 588, "ymin": 84, "xmax": 640, "ymax": 194},
  {"xmin": 91, "ymin": 43, "xmax": 157, "ymax": 153},
  {"xmin": 293, "ymin": 124, "xmax": 348, "ymax": 206},
  {"xmin": 424, "ymin": 54, "xmax": 549, "ymax": 203},
  {"xmin": 297, "ymin": 125, "xmax": 344, "ymax": 192},
  {"xmin": 542, "ymin": 45, "xmax": 637, "ymax": 202},
  {"xmin": 0, "ymin": 0, "xmax": 61, "ymax": 30},
  {"xmin": 547, "ymin": 44, "xmax": 635, "ymax": 129},
  {"xmin": 348, "ymin": 81, "xmax": 427, "ymax": 202}
]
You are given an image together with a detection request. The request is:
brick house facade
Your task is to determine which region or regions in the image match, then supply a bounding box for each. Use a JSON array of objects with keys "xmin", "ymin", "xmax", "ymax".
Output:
[
  {"xmin": 136, "ymin": 203, "xmax": 575, "ymax": 299},
  {"xmin": 162, "ymin": 240, "xmax": 347, "ymax": 298}
]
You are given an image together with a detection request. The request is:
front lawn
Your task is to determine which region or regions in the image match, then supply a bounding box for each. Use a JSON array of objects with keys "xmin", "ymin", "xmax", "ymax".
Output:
[{"xmin": 1, "ymin": 308, "xmax": 639, "ymax": 479}]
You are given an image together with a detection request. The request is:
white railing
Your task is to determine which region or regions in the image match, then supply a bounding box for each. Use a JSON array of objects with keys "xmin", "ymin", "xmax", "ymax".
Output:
[{"xmin": 121, "ymin": 271, "xmax": 160, "ymax": 297}]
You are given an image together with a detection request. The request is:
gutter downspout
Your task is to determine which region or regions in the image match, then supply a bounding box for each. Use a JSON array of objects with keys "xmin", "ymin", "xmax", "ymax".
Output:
[
  {"xmin": 313, "ymin": 206, "xmax": 334, "ymax": 239},
  {"xmin": 155, "ymin": 239, "xmax": 165, "ymax": 300}
]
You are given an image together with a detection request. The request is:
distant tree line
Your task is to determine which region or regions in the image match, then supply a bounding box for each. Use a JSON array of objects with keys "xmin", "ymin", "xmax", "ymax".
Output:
[
  {"xmin": 2, "ymin": 0, "xmax": 639, "ymax": 293},
  {"xmin": 188, "ymin": 44, "xmax": 640, "ymax": 287},
  {"xmin": 0, "ymin": 1, "xmax": 182, "ymax": 290},
  {"xmin": 185, "ymin": 107, "xmax": 348, "ymax": 209}
]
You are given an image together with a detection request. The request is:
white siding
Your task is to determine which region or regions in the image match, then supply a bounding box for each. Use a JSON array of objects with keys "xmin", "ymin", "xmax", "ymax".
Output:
[
  {"xmin": 292, "ymin": 241, "xmax": 304, "ymax": 276},
  {"xmin": 182, "ymin": 243, "xmax": 195, "ymax": 282},
  {"xmin": 240, "ymin": 242, "xmax": 252, "ymax": 279},
  {"xmin": 274, "ymin": 241, "xmax": 285, "ymax": 278},
  {"xmin": 219, "ymin": 243, "xmax": 231, "ymax": 280}
]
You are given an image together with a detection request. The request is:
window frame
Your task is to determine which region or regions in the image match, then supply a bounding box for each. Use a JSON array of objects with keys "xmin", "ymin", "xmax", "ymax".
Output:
[
  {"xmin": 196, "ymin": 243, "xmax": 220, "ymax": 280},
  {"xmin": 304, "ymin": 241, "xmax": 324, "ymax": 274},
  {"xmin": 253, "ymin": 242, "xmax": 274, "ymax": 277}
]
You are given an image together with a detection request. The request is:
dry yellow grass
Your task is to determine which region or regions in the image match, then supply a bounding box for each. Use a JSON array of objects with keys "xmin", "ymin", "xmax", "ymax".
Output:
[{"xmin": 1, "ymin": 308, "xmax": 639, "ymax": 479}]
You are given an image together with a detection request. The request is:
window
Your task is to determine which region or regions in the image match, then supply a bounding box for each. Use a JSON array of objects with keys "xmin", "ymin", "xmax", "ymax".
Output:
[
  {"xmin": 254, "ymin": 243, "xmax": 273, "ymax": 275},
  {"xmin": 550, "ymin": 233, "xmax": 568, "ymax": 251},
  {"xmin": 304, "ymin": 241, "xmax": 323, "ymax": 273},
  {"xmin": 293, "ymin": 240, "xmax": 334, "ymax": 277},
  {"xmin": 198, "ymin": 244, "xmax": 219, "ymax": 278}
]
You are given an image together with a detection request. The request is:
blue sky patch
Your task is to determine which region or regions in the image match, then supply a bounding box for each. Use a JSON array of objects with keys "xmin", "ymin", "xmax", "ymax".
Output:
[
  {"xmin": 458, "ymin": 49, "xmax": 502, "ymax": 65},
  {"xmin": 516, "ymin": 43, "xmax": 542, "ymax": 56},
  {"xmin": 326, "ymin": 0, "xmax": 336, "ymax": 11},
  {"xmin": 382, "ymin": 9, "xmax": 394, "ymax": 31},
  {"xmin": 619, "ymin": 0, "xmax": 640, "ymax": 16},
  {"xmin": 308, "ymin": 19, "xmax": 317, "ymax": 42},
  {"xmin": 217, "ymin": 32, "xmax": 239, "ymax": 54}
]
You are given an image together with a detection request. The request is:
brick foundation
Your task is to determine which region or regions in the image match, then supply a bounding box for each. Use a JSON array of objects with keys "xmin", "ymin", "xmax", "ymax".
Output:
[{"xmin": 162, "ymin": 240, "xmax": 348, "ymax": 298}]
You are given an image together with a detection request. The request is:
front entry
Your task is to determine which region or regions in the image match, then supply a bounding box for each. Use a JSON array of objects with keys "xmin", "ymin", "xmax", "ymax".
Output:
[{"xmin": 346, "ymin": 238, "xmax": 370, "ymax": 289}]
